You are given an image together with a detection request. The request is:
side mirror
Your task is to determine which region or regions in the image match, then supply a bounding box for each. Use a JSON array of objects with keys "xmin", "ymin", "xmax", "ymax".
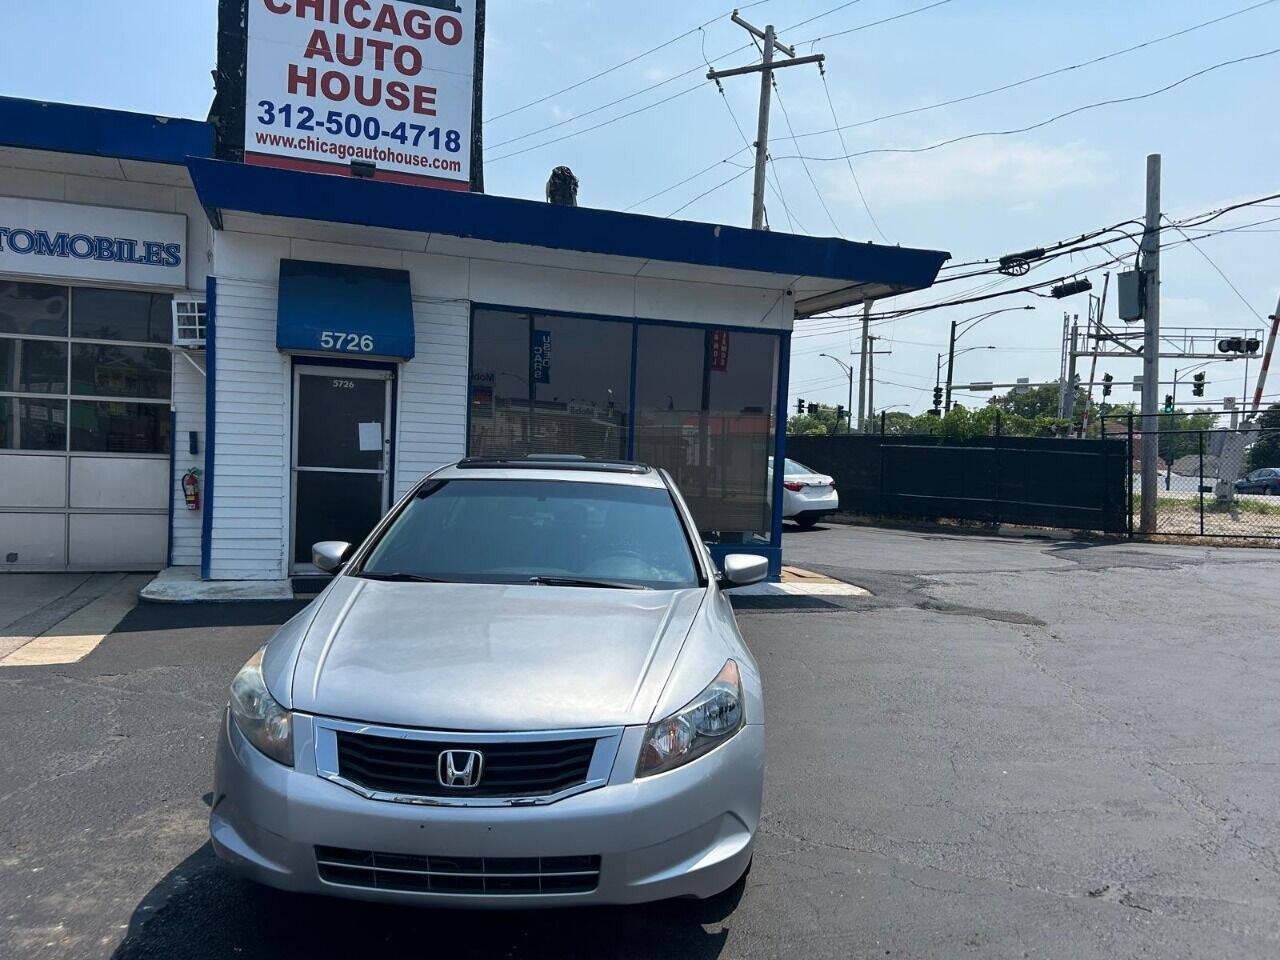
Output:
[
  {"xmin": 720, "ymin": 554, "xmax": 769, "ymax": 589},
  {"xmin": 312, "ymin": 541, "xmax": 353, "ymax": 574}
]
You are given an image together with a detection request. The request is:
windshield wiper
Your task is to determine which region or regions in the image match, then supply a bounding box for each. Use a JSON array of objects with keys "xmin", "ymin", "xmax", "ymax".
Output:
[
  {"xmin": 527, "ymin": 575, "xmax": 648, "ymax": 590},
  {"xmin": 354, "ymin": 572, "xmax": 447, "ymax": 583}
]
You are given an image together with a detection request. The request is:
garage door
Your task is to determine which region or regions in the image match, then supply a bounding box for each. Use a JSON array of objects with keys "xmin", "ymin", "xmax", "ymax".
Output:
[{"xmin": 1, "ymin": 281, "xmax": 171, "ymax": 572}]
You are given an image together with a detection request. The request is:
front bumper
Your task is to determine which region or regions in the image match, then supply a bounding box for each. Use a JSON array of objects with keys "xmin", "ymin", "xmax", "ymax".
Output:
[{"xmin": 210, "ymin": 711, "xmax": 763, "ymax": 908}]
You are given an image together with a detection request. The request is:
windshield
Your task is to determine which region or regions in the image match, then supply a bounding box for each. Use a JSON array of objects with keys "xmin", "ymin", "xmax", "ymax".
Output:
[{"xmin": 359, "ymin": 479, "xmax": 701, "ymax": 589}]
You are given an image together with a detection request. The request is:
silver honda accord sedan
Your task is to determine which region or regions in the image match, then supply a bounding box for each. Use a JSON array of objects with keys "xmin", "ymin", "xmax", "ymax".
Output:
[{"xmin": 210, "ymin": 456, "xmax": 767, "ymax": 907}]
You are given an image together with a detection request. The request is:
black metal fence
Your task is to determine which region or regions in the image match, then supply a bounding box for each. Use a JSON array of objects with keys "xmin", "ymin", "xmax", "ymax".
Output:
[
  {"xmin": 787, "ymin": 421, "xmax": 1129, "ymax": 534},
  {"xmin": 1104, "ymin": 414, "xmax": 1280, "ymax": 540}
]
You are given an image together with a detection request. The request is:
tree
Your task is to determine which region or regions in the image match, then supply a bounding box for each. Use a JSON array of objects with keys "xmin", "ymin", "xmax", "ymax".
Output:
[
  {"xmin": 1248, "ymin": 403, "xmax": 1280, "ymax": 469},
  {"xmin": 988, "ymin": 383, "xmax": 1086, "ymax": 421},
  {"xmin": 786, "ymin": 403, "xmax": 849, "ymax": 436}
]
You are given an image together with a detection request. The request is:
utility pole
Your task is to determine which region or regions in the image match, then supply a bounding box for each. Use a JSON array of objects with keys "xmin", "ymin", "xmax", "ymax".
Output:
[
  {"xmin": 1140, "ymin": 154, "xmax": 1161, "ymax": 534},
  {"xmin": 865, "ymin": 335, "xmax": 892, "ymax": 431},
  {"xmin": 1061, "ymin": 318, "xmax": 1079, "ymax": 424},
  {"xmin": 707, "ymin": 14, "xmax": 825, "ymax": 230},
  {"xmin": 857, "ymin": 300, "xmax": 872, "ymax": 430},
  {"xmin": 944, "ymin": 320, "xmax": 957, "ymax": 412},
  {"xmin": 868, "ymin": 335, "xmax": 878, "ymax": 424}
]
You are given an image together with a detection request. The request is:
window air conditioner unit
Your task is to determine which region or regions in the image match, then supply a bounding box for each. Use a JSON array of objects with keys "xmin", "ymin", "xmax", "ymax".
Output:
[{"xmin": 173, "ymin": 297, "xmax": 207, "ymax": 348}]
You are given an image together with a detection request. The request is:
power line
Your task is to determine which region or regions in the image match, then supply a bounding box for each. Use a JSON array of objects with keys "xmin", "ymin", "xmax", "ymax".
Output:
[
  {"xmin": 1162, "ymin": 214, "xmax": 1268, "ymax": 323},
  {"xmin": 768, "ymin": 49, "xmax": 1280, "ymax": 166},
  {"xmin": 783, "ymin": 0, "xmax": 868, "ymax": 34},
  {"xmin": 668, "ymin": 166, "xmax": 754, "ymax": 217},
  {"xmin": 792, "ymin": 0, "xmax": 957, "ymax": 45},
  {"xmin": 624, "ymin": 151, "xmax": 750, "ymax": 212},
  {"xmin": 540, "ymin": 1, "xmax": 956, "ymax": 203},
  {"xmin": 767, "ymin": 59, "xmax": 841, "ymax": 236},
  {"xmin": 788, "ymin": 0, "xmax": 1280, "ymax": 142},
  {"xmin": 819, "ymin": 66, "xmax": 888, "ymax": 242},
  {"xmin": 486, "ymin": 84, "xmax": 704, "ymax": 164},
  {"xmin": 484, "ymin": 1, "xmax": 772, "ymax": 125}
]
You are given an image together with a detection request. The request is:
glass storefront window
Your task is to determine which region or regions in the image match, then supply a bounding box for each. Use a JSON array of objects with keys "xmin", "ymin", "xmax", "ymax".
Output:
[
  {"xmin": 466, "ymin": 306, "xmax": 782, "ymax": 546},
  {"xmin": 0, "ymin": 338, "xmax": 68, "ymax": 393},
  {"xmin": 0, "ymin": 281, "xmax": 68, "ymax": 337},
  {"xmin": 71, "ymin": 288, "xmax": 171, "ymax": 343},
  {"xmin": 0, "ymin": 397, "xmax": 67, "ymax": 451},
  {"xmin": 634, "ymin": 326, "xmax": 777, "ymax": 543},
  {"xmin": 469, "ymin": 309, "xmax": 632, "ymax": 461},
  {"xmin": 0, "ymin": 280, "xmax": 172, "ymax": 455},
  {"xmin": 70, "ymin": 343, "xmax": 171, "ymax": 399},
  {"xmin": 70, "ymin": 401, "xmax": 169, "ymax": 453}
]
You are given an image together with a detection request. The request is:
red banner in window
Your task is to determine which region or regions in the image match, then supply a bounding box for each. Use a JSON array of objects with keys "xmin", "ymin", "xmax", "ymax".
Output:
[{"xmin": 711, "ymin": 329, "xmax": 730, "ymax": 371}]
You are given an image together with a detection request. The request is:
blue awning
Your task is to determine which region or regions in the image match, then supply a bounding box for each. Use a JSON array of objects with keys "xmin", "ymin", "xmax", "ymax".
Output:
[{"xmin": 276, "ymin": 259, "xmax": 414, "ymax": 359}]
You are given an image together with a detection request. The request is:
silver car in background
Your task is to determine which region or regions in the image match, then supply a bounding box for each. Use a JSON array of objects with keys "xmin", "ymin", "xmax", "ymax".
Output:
[{"xmin": 211, "ymin": 456, "xmax": 766, "ymax": 907}]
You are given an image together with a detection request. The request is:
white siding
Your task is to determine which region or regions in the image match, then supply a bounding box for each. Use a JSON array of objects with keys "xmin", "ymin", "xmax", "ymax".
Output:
[
  {"xmin": 205, "ymin": 224, "xmax": 795, "ymax": 580},
  {"xmin": 170, "ymin": 349, "xmax": 207, "ymax": 566},
  {"xmin": 207, "ymin": 277, "xmax": 291, "ymax": 580},
  {"xmin": 395, "ymin": 298, "xmax": 469, "ymax": 498}
]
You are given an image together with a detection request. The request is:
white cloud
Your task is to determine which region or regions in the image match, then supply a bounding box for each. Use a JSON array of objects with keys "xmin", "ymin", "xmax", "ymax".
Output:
[{"xmin": 823, "ymin": 140, "xmax": 1110, "ymax": 208}]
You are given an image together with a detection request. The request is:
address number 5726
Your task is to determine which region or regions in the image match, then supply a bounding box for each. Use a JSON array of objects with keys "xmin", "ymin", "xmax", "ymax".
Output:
[{"xmin": 320, "ymin": 331, "xmax": 374, "ymax": 352}]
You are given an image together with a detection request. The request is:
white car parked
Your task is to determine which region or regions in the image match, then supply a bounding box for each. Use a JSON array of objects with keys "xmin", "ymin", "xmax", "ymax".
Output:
[{"xmin": 770, "ymin": 458, "xmax": 839, "ymax": 528}]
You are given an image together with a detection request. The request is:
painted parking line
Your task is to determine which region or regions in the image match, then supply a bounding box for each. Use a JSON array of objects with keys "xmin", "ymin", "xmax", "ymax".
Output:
[
  {"xmin": 735, "ymin": 566, "xmax": 871, "ymax": 598},
  {"xmin": 0, "ymin": 575, "xmax": 148, "ymax": 667}
]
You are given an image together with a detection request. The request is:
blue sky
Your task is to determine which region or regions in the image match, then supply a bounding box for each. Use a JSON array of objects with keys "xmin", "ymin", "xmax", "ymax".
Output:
[{"xmin": 4, "ymin": 0, "xmax": 1278, "ymax": 415}]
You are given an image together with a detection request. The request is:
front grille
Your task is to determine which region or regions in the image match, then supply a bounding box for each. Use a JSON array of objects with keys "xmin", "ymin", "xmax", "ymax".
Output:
[
  {"xmin": 335, "ymin": 731, "xmax": 596, "ymax": 798},
  {"xmin": 316, "ymin": 846, "xmax": 601, "ymax": 895}
]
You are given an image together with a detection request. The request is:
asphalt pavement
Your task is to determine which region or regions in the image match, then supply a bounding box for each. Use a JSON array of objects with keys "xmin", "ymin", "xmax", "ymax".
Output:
[{"xmin": 1, "ymin": 526, "xmax": 1278, "ymax": 959}]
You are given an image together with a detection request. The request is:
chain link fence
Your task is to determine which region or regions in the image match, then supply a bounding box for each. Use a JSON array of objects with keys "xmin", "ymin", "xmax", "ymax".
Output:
[{"xmin": 1101, "ymin": 412, "xmax": 1280, "ymax": 540}]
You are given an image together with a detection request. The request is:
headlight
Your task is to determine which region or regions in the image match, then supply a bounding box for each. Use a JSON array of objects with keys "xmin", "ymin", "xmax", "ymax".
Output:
[
  {"xmin": 229, "ymin": 647, "xmax": 293, "ymax": 766},
  {"xmin": 637, "ymin": 660, "xmax": 744, "ymax": 778}
]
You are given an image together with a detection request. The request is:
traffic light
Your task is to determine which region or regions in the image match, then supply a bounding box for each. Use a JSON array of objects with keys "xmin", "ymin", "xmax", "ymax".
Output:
[
  {"xmin": 1050, "ymin": 278, "xmax": 1093, "ymax": 299},
  {"xmin": 932, "ymin": 386, "xmax": 944, "ymax": 409},
  {"xmin": 796, "ymin": 398, "xmax": 805, "ymax": 415},
  {"xmin": 1192, "ymin": 372, "xmax": 1206, "ymax": 397},
  {"xmin": 1163, "ymin": 394, "xmax": 1175, "ymax": 414},
  {"xmin": 1102, "ymin": 373, "xmax": 1114, "ymax": 397},
  {"xmin": 807, "ymin": 402, "xmax": 818, "ymax": 415},
  {"xmin": 1218, "ymin": 337, "xmax": 1261, "ymax": 354},
  {"xmin": 835, "ymin": 404, "xmax": 845, "ymax": 425}
]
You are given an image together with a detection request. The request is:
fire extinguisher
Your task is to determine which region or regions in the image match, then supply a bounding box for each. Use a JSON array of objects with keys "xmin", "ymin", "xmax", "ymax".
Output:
[{"xmin": 182, "ymin": 469, "xmax": 201, "ymax": 511}]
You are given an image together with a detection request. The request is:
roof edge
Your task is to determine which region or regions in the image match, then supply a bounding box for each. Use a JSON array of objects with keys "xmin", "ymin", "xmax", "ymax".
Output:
[
  {"xmin": 0, "ymin": 96, "xmax": 214, "ymax": 166},
  {"xmin": 186, "ymin": 157, "xmax": 949, "ymax": 291}
]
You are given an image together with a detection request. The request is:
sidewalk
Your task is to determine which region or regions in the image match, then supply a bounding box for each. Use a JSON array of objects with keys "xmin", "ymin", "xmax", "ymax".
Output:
[{"xmin": 0, "ymin": 572, "xmax": 148, "ymax": 666}]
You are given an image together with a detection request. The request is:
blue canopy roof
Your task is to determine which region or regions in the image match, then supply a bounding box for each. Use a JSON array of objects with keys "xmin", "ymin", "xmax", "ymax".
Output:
[{"xmin": 0, "ymin": 96, "xmax": 213, "ymax": 166}]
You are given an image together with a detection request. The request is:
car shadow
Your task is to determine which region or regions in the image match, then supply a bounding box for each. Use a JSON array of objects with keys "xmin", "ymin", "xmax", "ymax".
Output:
[{"xmin": 112, "ymin": 843, "xmax": 740, "ymax": 960}]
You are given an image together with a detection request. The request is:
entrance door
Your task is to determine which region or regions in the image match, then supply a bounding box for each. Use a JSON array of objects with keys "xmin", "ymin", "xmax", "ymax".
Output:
[{"xmin": 291, "ymin": 366, "xmax": 392, "ymax": 573}]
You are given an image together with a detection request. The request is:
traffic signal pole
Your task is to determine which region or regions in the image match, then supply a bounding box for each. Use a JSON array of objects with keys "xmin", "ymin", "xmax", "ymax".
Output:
[{"xmin": 1140, "ymin": 155, "xmax": 1161, "ymax": 534}]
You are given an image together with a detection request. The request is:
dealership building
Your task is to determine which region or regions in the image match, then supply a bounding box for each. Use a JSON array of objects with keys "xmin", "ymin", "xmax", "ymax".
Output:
[{"xmin": 0, "ymin": 6, "xmax": 945, "ymax": 587}]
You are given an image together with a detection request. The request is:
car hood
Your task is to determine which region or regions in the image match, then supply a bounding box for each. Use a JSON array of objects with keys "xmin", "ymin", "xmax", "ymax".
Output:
[{"xmin": 286, "ymin": 578, "xmax": 706, "ymax": 731}]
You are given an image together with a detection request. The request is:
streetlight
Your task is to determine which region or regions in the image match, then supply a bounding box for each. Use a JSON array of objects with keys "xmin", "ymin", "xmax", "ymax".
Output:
[
  {"xmin": 819, "ymin": 353, "xmax": 854, "ymax": 430},
  {"xmin": 937, "ymin": 346, "xmax": 997, "ymax": 390},
  {"xmin": 945, "ymin": 306, "xmax": 1035, "ymax": 412}
]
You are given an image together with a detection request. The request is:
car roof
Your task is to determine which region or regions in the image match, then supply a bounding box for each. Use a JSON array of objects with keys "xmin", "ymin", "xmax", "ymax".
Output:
[{"xmin": 431, "ymin": 456, "xmax": 668, "ymax": 488}]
